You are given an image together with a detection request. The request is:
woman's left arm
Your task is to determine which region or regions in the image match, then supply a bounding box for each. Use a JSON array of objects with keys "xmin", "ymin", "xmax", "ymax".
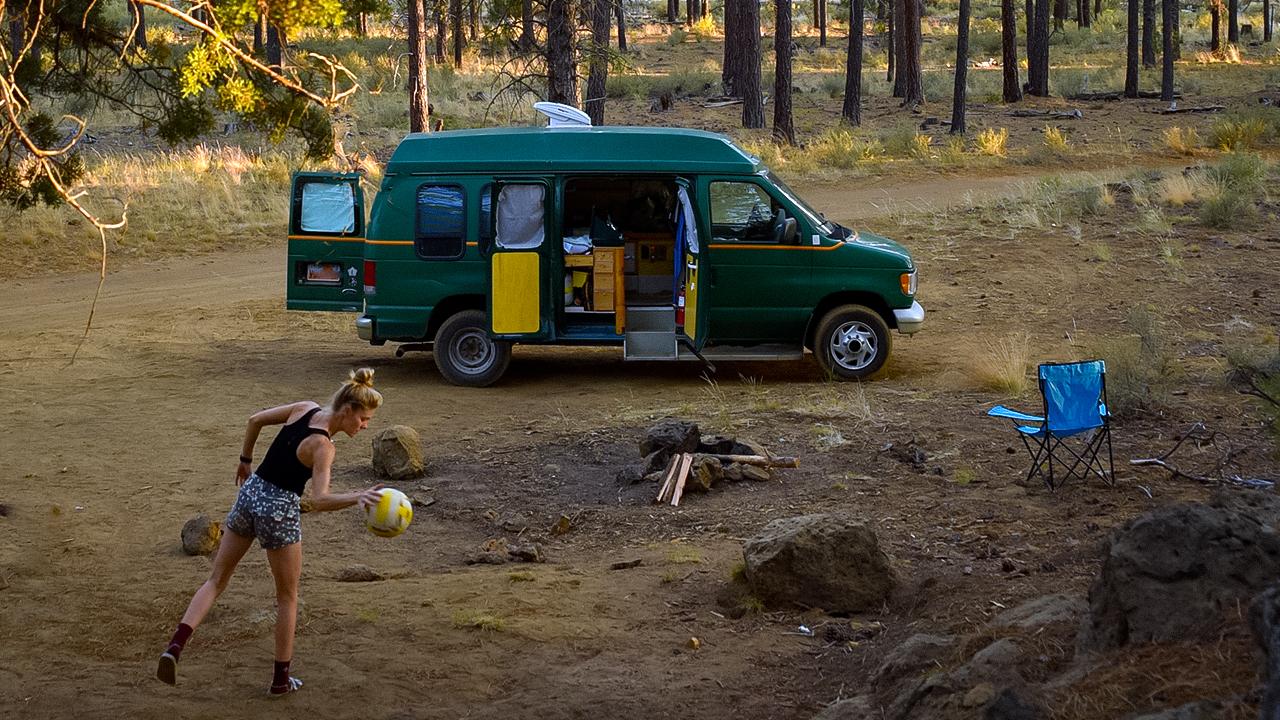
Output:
[{"xmin": 305, "ymin": 439, "xmax": 383, "ymax": 512}]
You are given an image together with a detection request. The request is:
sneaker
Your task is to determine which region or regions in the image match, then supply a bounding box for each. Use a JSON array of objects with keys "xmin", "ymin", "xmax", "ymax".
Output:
[
  {"xmin": 268, "ymin": 676, "xmax": 303, "ymax": 696},
  {"xmin": 156, "ymin": 652, "xmax": 177, "ymax": 686}
]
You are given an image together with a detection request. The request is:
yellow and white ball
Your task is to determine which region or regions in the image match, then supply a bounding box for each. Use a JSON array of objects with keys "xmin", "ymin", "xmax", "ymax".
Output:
[{"xmin": 366, "ymin": 488, "xmax": 413, "ymax": 538}]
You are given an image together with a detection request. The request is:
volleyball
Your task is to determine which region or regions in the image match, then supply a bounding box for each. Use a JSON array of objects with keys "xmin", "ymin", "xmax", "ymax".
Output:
[{"xmin": 366, "ymin": 488, "xmax": 413, "ymax": 538}]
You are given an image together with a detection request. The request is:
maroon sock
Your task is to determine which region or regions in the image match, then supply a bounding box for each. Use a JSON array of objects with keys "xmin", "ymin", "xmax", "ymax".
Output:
[
  {"xmin": 166, "ymin": 623, "xmax": 194, "ymax": 661},
  {"xmin": 271, "ymin": 660, "xmax": 291, "ymax": 689}
]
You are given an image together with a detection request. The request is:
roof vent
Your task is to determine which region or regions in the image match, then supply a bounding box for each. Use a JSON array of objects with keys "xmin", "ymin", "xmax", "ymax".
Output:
[{"xmin": 533, "ymin": 102, "xmax": 592, "ymax": 128}]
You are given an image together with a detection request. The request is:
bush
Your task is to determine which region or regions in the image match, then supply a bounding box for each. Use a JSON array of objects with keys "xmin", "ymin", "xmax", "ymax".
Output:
[
  {"xmin": 976, "ymin": 127, "xmax": 1009, "ymax": 157},
  {"xmin": 1204, "ymin": 152, "xmax": 1268, "ymax": 197},
  {"xmin": 1043, "ymin": 125, "xmax": 1069, "ymax": 153},
  {"xmin": 1090, "ymin": 305, "xmax": 1175, "ymax": 418},
  {"xmin": 1209, "ymin": 115, "xmax": 1271, "ymax": 151},
  {"xmin": 1162, "ymin": 127, "xmax": 1201, "ymax": 156}
]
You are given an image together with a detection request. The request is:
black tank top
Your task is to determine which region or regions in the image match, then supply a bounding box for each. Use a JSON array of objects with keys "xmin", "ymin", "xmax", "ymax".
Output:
[{"xmin": 255, "ymin": 407, "xmax": 331, "ymax": 495}]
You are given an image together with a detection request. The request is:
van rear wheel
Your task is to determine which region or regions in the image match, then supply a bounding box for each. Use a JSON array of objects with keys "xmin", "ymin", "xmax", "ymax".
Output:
[
  {"xmin": 433, "ymin": 310, "xmax": 511, "ymax": 387},
  {"xmin": 814, "ymin": 304, "xmax": 891, "ymax": 380}
]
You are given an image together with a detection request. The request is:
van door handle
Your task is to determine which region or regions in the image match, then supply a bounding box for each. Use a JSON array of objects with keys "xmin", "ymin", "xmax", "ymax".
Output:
[{"xmin": 341, "ymin": 288, "xmax": 357, "ymax": 295}]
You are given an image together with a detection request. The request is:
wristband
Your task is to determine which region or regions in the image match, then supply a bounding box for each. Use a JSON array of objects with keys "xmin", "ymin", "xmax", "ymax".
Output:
[{"xmin": 239, "ymin": 455, "xmax": 252, "ymax": 464}]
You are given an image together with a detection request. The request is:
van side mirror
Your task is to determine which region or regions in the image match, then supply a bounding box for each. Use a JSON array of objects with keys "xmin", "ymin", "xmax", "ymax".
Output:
[{"xmin": 774, "ymin": 217, "xmax": 798, "ymax": 244}]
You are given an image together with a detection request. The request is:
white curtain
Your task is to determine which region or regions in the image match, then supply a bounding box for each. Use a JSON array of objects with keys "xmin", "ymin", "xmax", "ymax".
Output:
[
  {"xmin": 496, "ymin": 185, "xmax": 545, "ymax": 249},
  {"xmin": 677, "ymin": 186, "xmax": 699, "ymax": 253}
]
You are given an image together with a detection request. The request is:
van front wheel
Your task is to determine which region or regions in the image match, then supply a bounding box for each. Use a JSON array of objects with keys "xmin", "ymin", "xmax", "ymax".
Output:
[
  {"xmin": 433, "ymin": 310, "xmax": 511, "ymax": 387},
  {"xmin": 814, "ymin": 305, "xmax": 891, "ymax": 380}
]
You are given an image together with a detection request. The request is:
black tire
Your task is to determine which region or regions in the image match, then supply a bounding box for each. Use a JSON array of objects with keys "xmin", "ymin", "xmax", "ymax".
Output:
[
  {"xmin": 432, "ymin": 310, "xmax": 511, "ymax": 387},
  {"xmin": 813, "ymin": 304, "xmax": 891, "ymax": 380}
]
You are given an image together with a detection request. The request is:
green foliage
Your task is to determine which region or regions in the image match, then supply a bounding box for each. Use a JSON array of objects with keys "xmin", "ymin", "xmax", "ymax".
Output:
[
  {"xmin": 1089, "ymin": 305, "xmax": 1176, "ymax": 417},
  {"xmin": 0, "ymin": 114, "xmax": 85, "ymax": 210}
]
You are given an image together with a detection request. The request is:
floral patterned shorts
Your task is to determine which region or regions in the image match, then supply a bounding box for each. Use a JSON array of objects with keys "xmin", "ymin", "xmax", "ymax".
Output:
[{"xmin": 224, "ymin": 474, "xmax": 302, "ymax": 550}]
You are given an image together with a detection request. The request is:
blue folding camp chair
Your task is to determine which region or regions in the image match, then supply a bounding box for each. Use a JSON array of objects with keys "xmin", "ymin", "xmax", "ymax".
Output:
[{"xmin": 987, "ymin": 360, "xmax": 1115, "ymax": 490}]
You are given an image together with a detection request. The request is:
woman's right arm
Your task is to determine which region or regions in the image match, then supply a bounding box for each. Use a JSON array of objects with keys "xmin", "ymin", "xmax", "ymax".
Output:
[{"xmin": 235, "ymin": 401, "xmax": 313, "ymax": 484}]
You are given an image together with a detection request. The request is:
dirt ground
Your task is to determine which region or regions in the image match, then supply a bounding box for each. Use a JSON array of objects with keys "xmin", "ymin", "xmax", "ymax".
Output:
[{"xmin": 1, "ymin": 157, "xmax": 1277, "ymax": 720}]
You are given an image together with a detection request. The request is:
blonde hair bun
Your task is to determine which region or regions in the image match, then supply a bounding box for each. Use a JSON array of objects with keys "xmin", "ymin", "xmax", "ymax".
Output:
[
  {"xmin": 332, "ymin": 367, "xmax": 383, "ymax": 411},
  {"xmin": 350, "ymin": 367, "xmax": 376, "ymax": 388}
]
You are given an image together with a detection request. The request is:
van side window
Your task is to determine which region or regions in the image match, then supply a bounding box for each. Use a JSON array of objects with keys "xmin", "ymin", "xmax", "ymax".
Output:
[
  {"xmin": 296, "ymin": 180, "xmax": 358, "ymax": 235},
  {"xmin": 415, "ymin": 185, "xmax": 466, "ymax": 260},
  {"xmin": 479, "ymin": 183, "xmax": 494, "ymax": 242},
  {"xmin": 709, "ymin": 181, "xmax": 781, "ymax": 243}
]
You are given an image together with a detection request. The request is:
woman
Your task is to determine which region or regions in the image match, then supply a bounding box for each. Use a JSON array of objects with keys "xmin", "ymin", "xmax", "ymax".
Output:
[{"xmin": 158, "ymin": 367, "xmax": 386, "ymax": 695}]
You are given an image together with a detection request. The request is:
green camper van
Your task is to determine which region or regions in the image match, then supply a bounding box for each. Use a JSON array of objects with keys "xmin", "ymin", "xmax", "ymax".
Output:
[{"xmin": 286, "ymin": 106, "xmax": 923, "ymax": 387}]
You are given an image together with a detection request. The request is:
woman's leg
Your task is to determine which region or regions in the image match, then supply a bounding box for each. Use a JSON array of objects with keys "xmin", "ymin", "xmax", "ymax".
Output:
[
  {"xmin": 180, "ymin": 528, "xmax": 255, "ymax": 628},
  {"xmin": 266, "ymin": 541, "xmax": 303, "ymax": 691}
]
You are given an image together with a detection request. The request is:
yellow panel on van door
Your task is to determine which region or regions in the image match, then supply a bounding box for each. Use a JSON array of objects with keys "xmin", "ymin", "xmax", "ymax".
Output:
[
  {"xmin": 491, "ymin": 252, "xmax": 541, "ymax": 334},
  {"xmin": 683, "ymin": 252, "xmax": 699, "ymax": 341}
]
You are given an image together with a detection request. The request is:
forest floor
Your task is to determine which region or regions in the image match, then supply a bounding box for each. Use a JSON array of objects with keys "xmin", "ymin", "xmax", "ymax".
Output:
[{"xmin": 1, "ymin": 25, "xmax": 1279, "ymax": 720}]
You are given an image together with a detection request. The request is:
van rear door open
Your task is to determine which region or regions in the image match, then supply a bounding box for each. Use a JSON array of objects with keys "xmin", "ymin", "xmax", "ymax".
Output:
[
  {"xmin": 286, "ymin": 172, "xmax": 365, "ymax": 312},
  {"xmin": 488, "ymin": 180, "xmax": 553, "ymax": 340}
]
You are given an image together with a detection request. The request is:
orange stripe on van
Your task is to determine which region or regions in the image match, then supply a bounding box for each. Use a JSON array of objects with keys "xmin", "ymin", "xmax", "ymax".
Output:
[
  {"xmin": 287, "ymin": 234, "xmax": 363, "ymax": 242},
  {"xmin": 707, "ymin": 242, "xmax": 844, "ymax": 251},
  {"xmin": 364, "ymin": 239, "xmax": 413, "ymax": 246}
]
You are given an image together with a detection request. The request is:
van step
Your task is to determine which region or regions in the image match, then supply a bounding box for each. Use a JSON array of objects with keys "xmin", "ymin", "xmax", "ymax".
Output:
[
  {"xmin": 625, "ymin": 306, "xmax": 675, "ymax": 332},
  {"xmin": 624, "ymin": 330, "xmax": 678, "ymax": 360},
  {"xmin": 677, "ymin": 344, "xmax": 806, "ymax": 362}
]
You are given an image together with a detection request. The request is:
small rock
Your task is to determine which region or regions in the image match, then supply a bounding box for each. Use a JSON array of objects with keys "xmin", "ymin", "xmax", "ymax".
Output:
[
  {"xmin": 697, "ymin": 434, "xmax": 738, "ymax": 454},
  {"xmin": 643, "ymin": 449, "xmax": 672, "ymax": 475},
  {"xmin": 550, "ymin": 514, "xmax": 572, "ymax": 536},
  {"xmin": 180, "ymin": 515, "xmax": 222, "ymax": 556},
  {"xmin": 615, "ymin": 465, "xmax": 645, "ymax": 485},
  {"xmin": 812, "ymin": 696, "xmax": 876, "ymax": 720},
  {"xmin": 963, "ymin": 682, "xmax": 997, "ymax": 708},
  {"xmin": 610, "ymin": 558, "xmax": 643, "ymax": 570},
  {"xmin": 723, "ymin": 463, "xmax": 744, "ymax": 482},
  {"xmin": 465, "ymin": 552, "xmax": 508, "ymax": 565},
  {"xmin": 640, "ymin": 420, "xmax": 700, "ymax": 457},
  {"xmin": 336, "ymin": 564, "xmax": 383, "ymax": 582},
  {"xmin": 686, "ymin": 636, "xmax": 701, "ymax": 650},
  {"xmin": 1001, "ymin": 558, "xmax": 1018, "ymax": 573},
  {"xmin": 740, "ymin": 465, "xmax": 771, "ymax": 482},
  {"xmin": 0, "ymin": 503, "xmax": 9, "ymax": 517},
  {"xmin": 507, "ymin": 542, "xmax": 546, "ymax": 563}
]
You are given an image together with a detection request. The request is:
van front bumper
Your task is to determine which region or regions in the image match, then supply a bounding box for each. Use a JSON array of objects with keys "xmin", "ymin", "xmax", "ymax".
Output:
[
  {"xmin": 894, "ymin": 301, "xmax": 925, "ymax": 335},
  {"xmin": 356, "ymin": 315, "xmax": 375, "ymax": 341}
]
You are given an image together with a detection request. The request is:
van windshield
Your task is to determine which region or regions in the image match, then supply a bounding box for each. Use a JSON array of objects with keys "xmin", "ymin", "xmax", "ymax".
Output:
[{"xmin": 765, "ymin": 171, "xmax": 839, "ymax": 236}]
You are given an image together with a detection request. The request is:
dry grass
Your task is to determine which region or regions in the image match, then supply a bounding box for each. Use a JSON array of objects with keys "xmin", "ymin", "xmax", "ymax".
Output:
[
  {"xmin": 976, "ymin": 127, "xmax": 1010, "ymax": 157},
  {"xmin": 1042, "ymin": 125, "xmax": 1069, "ymax": 153},
  {"xmin": 971, "ymin": 333, "xmax": 1033, "ymax": 394},
  {"xmin": 451, "ymin": 608, "xmax": 508, "ymax": 632},
  {"xmin": 1155, "ymin": 171, "xmax": 1213, "ymax": 206},
  {"xmin": 1161, "ymin": 126, "xmax": 1202, "ymax": 156}
]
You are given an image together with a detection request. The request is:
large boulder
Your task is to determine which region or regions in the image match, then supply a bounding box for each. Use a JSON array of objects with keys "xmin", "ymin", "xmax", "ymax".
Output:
[
  {"xmin": 371, "ymin": 425, "xmax": 426, "ymax": 480},
  {"xmin": 743, "ymin": 514, "xmax": 896, "ymax": 613},
  {"xmin": 990, "ymin": 594, "xmax": 1087, "ymax": 631},
  {"xmin": 1083, "ymin": 490, "xmax": 1280, "ymax": 649},
  {"xmin": 181, "ymin": 515, "xmax": 221, "ymax": 556},
  {"xmin": 1250, "ymin": 583, "xmax": 1280, "ymax": 720},
  {"xmin": 872, "ymin": 633, "xmax": 956, "ymax": 688}
]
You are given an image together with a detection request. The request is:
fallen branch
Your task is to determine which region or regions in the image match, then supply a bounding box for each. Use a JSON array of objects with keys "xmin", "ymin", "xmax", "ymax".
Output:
[
  {"xmin": 1128, "ymin": 422, "xmax": 1272, "ymax": 488},
  {"xmin": 703, "ymin": 453, "xmax": 799, "ymax": 468},
  {"xmin": 1154, "ymin": 104, "xmax": 1226, "ymax": 115}
]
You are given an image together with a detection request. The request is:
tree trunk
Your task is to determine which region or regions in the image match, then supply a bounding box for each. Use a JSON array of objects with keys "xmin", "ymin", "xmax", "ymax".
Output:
[
  {"xmin": 357, "ymin": 12, "xmax": 369, "ymax": 38},
  {"xmin": 1001, "ymin": 0, "xmax": 1022, "ymax": 102},
  {"xmin": 128, "ymin": 0, "xmax": 147, "ymax": 50},
  {"xmin": 266, "ymin": 24, "xmax": 284, "ymax": 70},
  {"xmin": 1265, "ymin": 0, "xmax": 1272, "ymax": 42},
  {"xmin": 547, "ymin": 0, "xmax": 578, "ymax": 105},
  {"xmin": 818, "ymin": 0, "xmax": 827, "ymax": 46},
  {"xmin": 741, "ymin": 0, "xmax": 765, "ymax": 128},
  {"xmin": 451, "ymin": 0, "xmax": 463, "ymax": 66},
  {"xmin": 723, "ymin": 0, "xmax": 742, "ymax": 94},
  {"xmin": 1080, "ymin": 0, "xmax": 1091, "ymax": 28},
  {"xmin": 408, "ymin": 0, "xmax": 431, "ymax": 132},
  {"xmin": 901, "ymin": 0, "xmax": 924, "ymax": 106},
  {"xmin": 1025, "ymin": 0, "xmax": 1035, "ymax": 82},
  {"xmin": 668, "ymin": 0, "xmax": 678, "ymax": 23},
  {"xmin": 616, "ymin": 1, "xmax": 627, "ymax": 51},
  {"xmin": 1053, "ymin": 0, "xmax": 1066, "ymax": 31},
  {"xmin": 892, "ymin": 0, "xmax": 906, "ymax": 96},
  {"xmin": 886, "ymin": 1, "xmax": 895, "ymax": 83},
  {"xmin": 952, "ymin": 0, "xmax": 971, "ymax": 133},
  {"xmin": 687, "ymin": 0, "xmax": 696, "ymax": 25},
  {"xmin": 521, "ymin": 0, "xmax": 535, "ymax": 52},
  {"xmin": 1124, "ymin": 0, "xmax": 1139, "ymax": 96},
  {"xmin": 1161, "ymin": 0, "xmax": 1174, "ymax": 100},
  {"xmin": 1142, "ymin": 0, "xmax": 1155, "ymax": 66},
  {"xmin": 1028, "ymin": 0, "xmax": 1049, "ymax": 95},
  {"xmin": 1228, "ymin": 0, "xmax": 1239, "ymax": 43},
  {"xmin": 1211, "ymin": 2, "xmax": 1220, "ymax": 50},
  {"xmin": 253, "ymin": 14, "xmax": 264, "ymax": 55},
  {"xmin": 469, "ymin": 0, "xmax": 478, "ymax": 41},
  {"xmin": 842, "ymin": 0, "xmax": 865, "ymax": 124},
  {"xmin": 774, "ymin": 0, "xmax": 796, "ymax": 144},
  {"xmin": 1095, "ymin": 0, "xmax": 1102, "ymax": 15},
  {"xmin": 587, "ymin": 0, "xmax": 611, "ymax": 125},
  {"xmin": 432, "ymin": 1, "xmax": 448, "ymax": 62}
]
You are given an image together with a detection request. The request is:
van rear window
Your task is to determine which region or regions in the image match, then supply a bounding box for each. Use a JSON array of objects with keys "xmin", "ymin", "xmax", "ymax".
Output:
[
  {"xmin": 415, "ymin": 185, "xmax": 465, "ymax": 259},
  {"xmin": 299, "ymin": 182, "xmax": 357, "ymax": 234}
]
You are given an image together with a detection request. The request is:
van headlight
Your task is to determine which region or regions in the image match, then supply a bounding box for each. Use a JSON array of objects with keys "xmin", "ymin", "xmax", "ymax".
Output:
[{"xmin": 899, "ymin": 270, "xmax": 917, "ymax": 297}]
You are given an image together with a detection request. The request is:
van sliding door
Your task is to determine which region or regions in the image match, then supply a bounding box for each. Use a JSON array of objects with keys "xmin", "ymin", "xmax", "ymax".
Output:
[{"xmin": 675, "ymin": 180, "xmax": 708, "ymax": 351}]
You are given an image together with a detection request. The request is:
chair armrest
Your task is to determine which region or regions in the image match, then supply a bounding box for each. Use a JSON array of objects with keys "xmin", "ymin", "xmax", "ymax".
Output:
[{"xmin": 987, "ymin": 405, "xmax": 1045, "ymax": 423}]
